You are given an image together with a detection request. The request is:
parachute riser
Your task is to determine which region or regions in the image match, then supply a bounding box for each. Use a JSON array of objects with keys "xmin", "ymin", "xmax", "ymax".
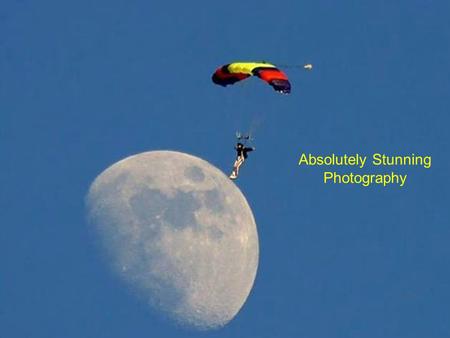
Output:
[{"xmin": 235, "ymin": 131, "xmax": 254, "ymax": 146}]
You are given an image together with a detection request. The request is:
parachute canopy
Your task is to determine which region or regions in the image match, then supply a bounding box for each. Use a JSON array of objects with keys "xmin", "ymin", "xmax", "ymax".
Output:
[{"xmin": 212, "ymin": 62, "xmax": 291, "ymax": 94}]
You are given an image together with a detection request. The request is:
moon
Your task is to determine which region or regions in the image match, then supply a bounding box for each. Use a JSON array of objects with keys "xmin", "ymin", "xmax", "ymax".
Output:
[{"xmin": 86, "ymin": 151, "xmax": 259, "ymax": 330}]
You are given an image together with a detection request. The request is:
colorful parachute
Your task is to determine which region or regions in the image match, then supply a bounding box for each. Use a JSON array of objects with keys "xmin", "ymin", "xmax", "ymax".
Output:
[{"xmin": 212, "ymin": 62, "xmax": 291, "ymax": 94}]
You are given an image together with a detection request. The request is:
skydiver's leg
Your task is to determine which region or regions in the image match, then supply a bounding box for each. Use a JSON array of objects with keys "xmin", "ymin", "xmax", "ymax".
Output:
[
  {"xmin": 235, "ymin": 156, "xmax": 245, "ymax": 174},
  {"xmin": 230, "ymin": 156, "xmax": 244, "ymax": 180},
  {"xmin": 230, "ymin": 158, "xmax": 240, "ymax": 179}
]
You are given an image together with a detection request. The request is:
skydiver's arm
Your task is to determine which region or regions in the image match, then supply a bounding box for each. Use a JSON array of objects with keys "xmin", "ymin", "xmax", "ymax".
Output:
[{"xmin": 244, "ymin": 147, "xmax": 255, "ymax": 152}]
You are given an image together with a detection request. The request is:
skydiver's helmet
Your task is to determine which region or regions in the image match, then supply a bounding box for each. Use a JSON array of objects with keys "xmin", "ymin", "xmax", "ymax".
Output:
[{"xmin": 237, "ymin": 142, "xmax": 244, "ymax": 149}]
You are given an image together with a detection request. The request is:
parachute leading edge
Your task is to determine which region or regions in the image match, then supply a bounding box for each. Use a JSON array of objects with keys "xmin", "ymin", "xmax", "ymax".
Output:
[{"xmin": 212, "ymin": 62, "xmax": 291, "ymax": 94}]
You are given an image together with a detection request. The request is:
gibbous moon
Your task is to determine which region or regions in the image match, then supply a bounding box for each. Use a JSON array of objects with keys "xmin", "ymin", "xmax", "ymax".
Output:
[{"xmin": 86, "ymin": 151, "xmax": 259, "ymax": 330}]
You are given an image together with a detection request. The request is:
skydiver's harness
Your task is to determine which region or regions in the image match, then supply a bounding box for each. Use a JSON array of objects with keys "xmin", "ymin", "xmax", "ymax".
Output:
[{"xmin": 234, "ymin": 144, "xmax": 253, "ymax": 166}]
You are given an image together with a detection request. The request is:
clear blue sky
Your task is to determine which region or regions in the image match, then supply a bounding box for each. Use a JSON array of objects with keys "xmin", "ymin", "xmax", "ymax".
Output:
[{"xmin": 1, "ymin": 1, "xmax": 450, "ymax": 337}]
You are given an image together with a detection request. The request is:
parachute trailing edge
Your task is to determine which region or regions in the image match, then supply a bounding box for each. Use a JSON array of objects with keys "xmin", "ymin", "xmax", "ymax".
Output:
[{"xmin": 212, "ymin": 62, "xmax": 291, "ymax": 94}]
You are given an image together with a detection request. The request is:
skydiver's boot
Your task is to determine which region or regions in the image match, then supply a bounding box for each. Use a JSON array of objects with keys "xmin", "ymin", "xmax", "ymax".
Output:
[{"xmin": 229, "ymin": 170, "xmax": 238, "ymax": 180}]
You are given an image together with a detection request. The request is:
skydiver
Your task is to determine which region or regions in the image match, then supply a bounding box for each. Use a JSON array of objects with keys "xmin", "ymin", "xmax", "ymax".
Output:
[{"xmin": 229, "ymin": 142, "xmax": 255, "ymax": 180}]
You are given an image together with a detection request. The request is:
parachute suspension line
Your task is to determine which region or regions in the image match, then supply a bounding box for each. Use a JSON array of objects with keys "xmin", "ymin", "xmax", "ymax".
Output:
[
  {"xmin": 233, "ymin": 78, "xmax": 252, "ymax": 134},
  {"xmin": 248, "ymin": 112, "xmax": 264, "ymax": 141},
  {"xmin": 222, "ymin": 91, "xmax": 235, "ymax": 131},
  {"xmin": 235, "ymin": 111, "xmax": 263, "ymax": 150}
]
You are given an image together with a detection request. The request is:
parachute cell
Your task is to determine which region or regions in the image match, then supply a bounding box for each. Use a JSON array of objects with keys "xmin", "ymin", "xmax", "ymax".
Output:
[{"xmin": 212, "ymin": 62, "xmax": 291, "ymax": 94}]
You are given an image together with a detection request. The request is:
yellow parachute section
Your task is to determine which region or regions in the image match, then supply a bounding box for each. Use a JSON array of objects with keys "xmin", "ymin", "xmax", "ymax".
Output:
[{"xmin": 227, "ymin": 62, "xmax": 277, "ymax": 75}]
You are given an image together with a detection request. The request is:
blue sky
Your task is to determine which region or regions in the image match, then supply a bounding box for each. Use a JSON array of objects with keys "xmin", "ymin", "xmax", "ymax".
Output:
[{"xmin": 1, "ymin": 1, "xmax": 450, "ymax": 337}]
